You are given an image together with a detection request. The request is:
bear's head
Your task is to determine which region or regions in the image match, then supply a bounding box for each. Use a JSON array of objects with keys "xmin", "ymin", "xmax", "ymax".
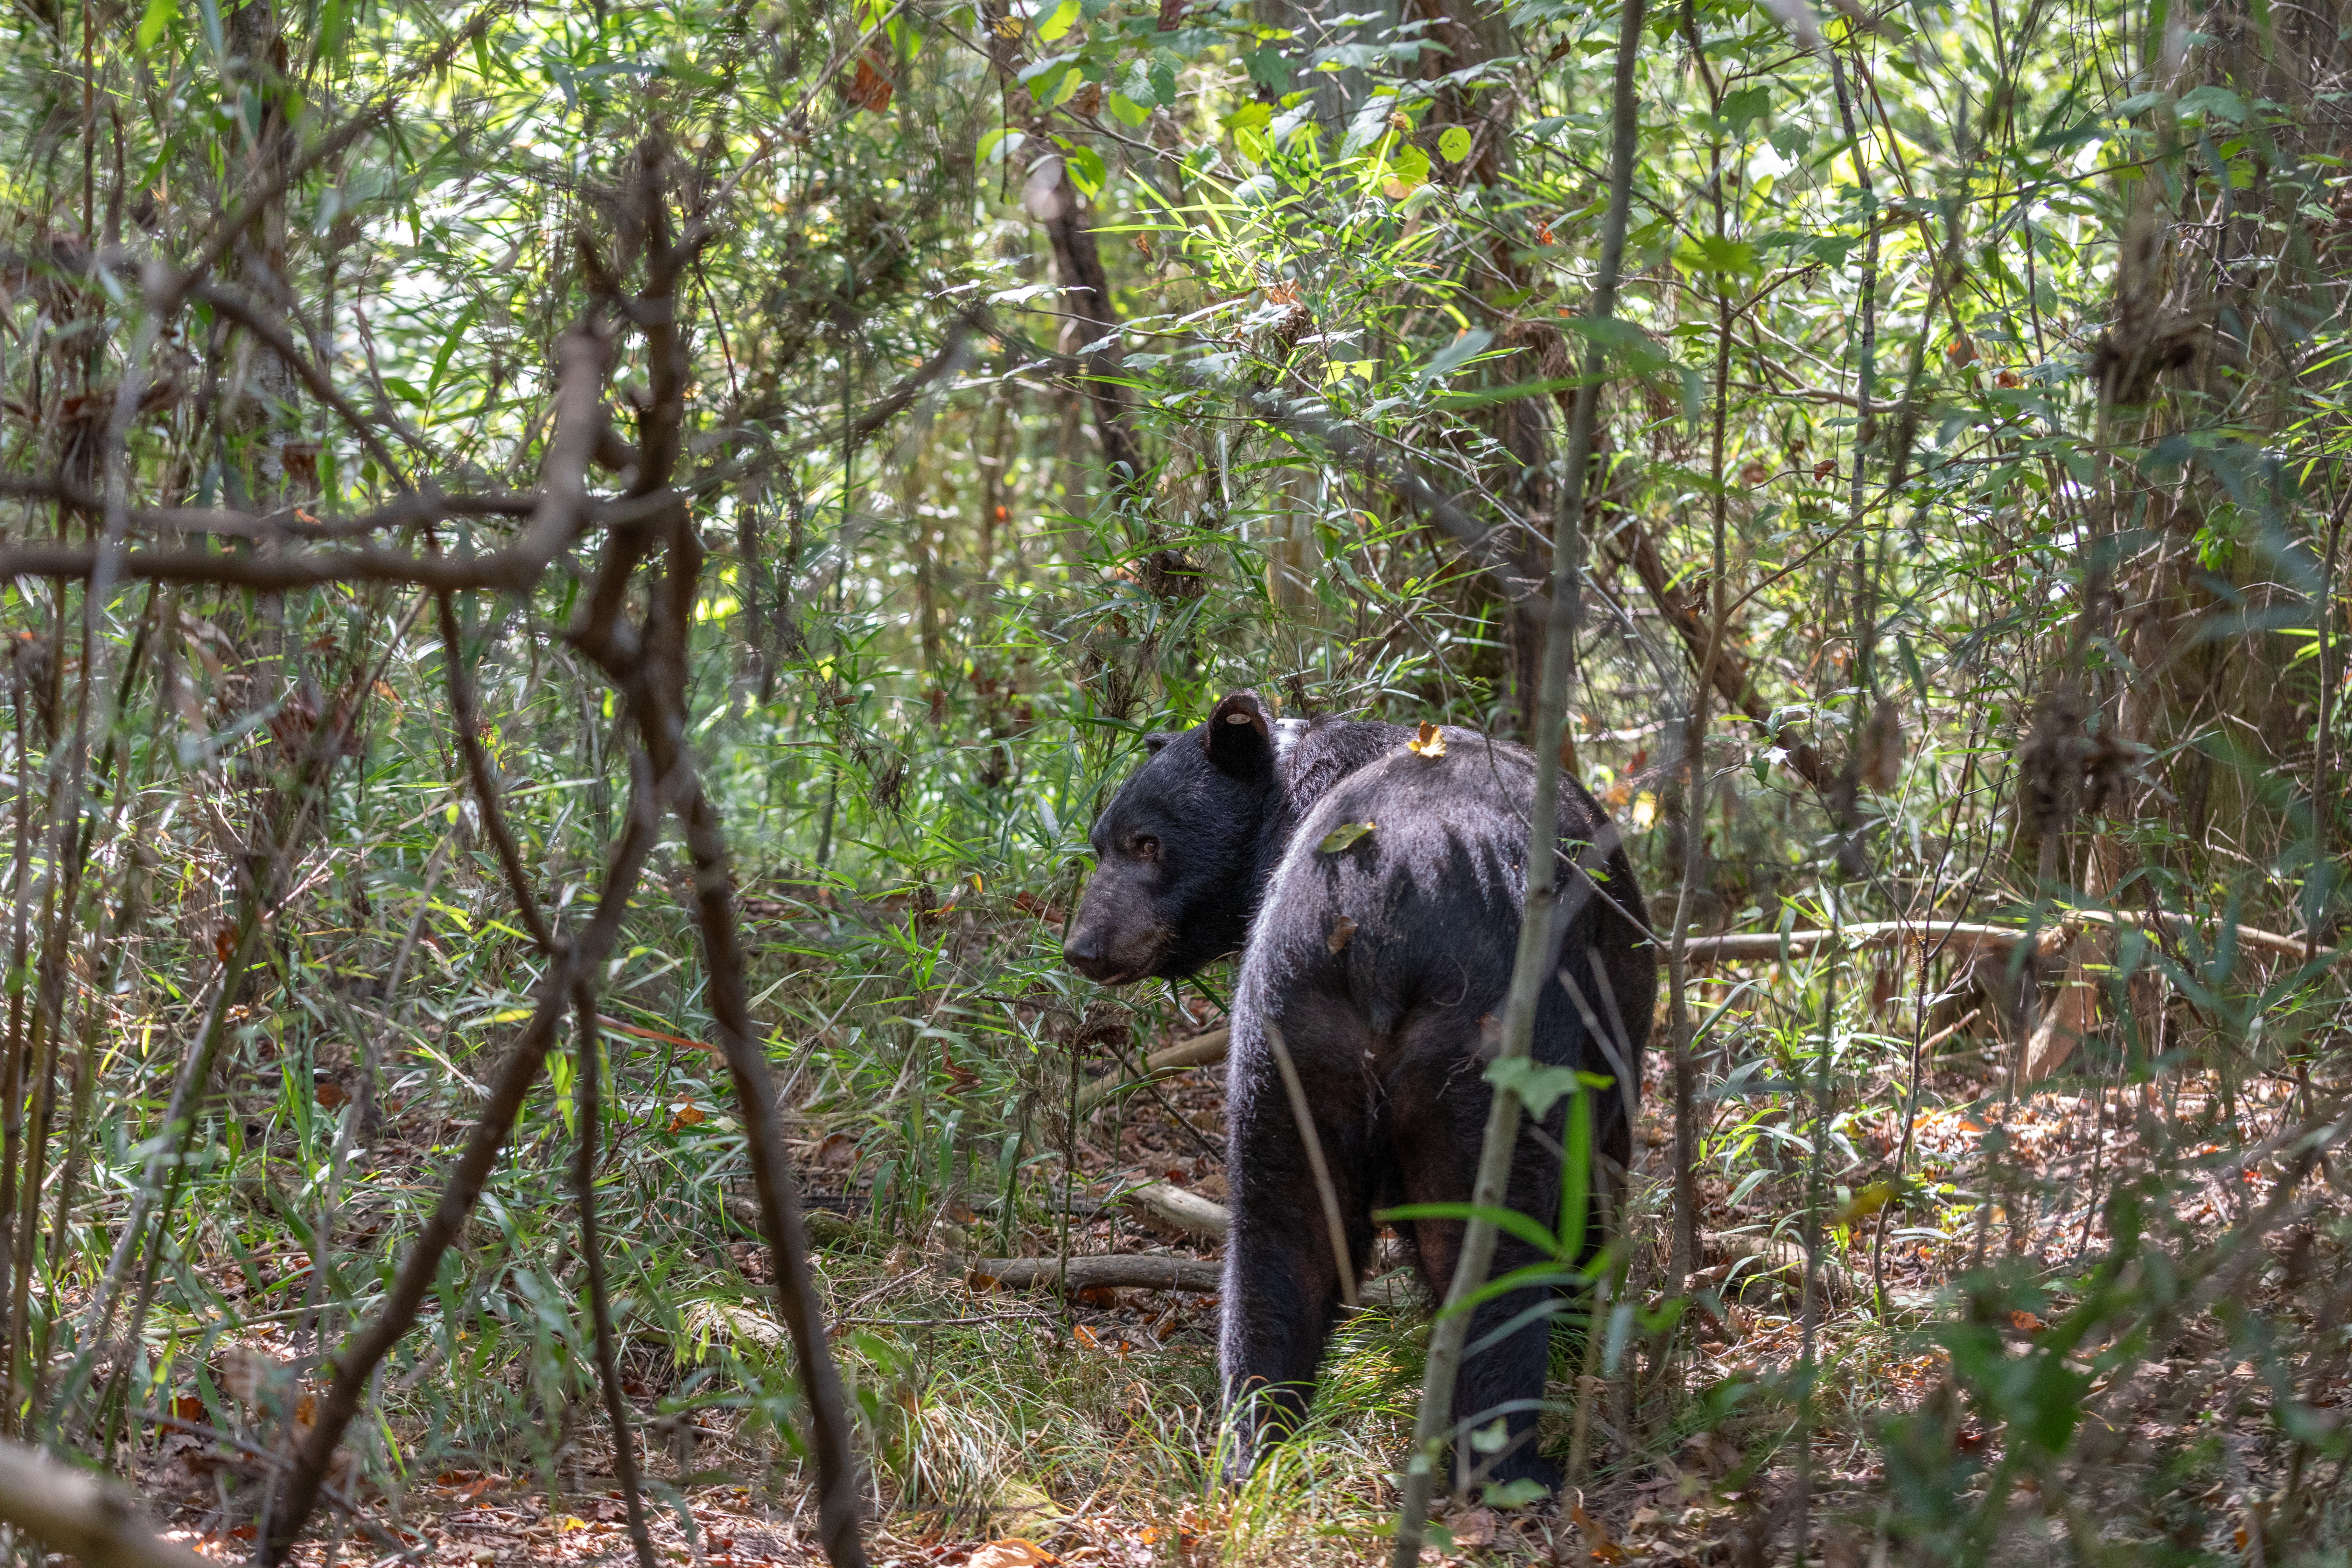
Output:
[{"xmin": 1063, "ymin": 691, "xmax": 1280, "ymax": 985}]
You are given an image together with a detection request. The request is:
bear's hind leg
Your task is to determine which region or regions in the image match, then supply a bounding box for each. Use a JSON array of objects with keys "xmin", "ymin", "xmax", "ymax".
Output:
[{"xmin": 1217, "ymin": 1014, "xmax": 1378, "ymax": 1479}]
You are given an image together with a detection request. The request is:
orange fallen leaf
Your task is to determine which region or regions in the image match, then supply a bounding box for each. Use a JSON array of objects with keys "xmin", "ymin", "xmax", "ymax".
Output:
[
  {"xmin": 1572, "ymin": 1499, "xmax": 1628, "ymax": 1562},
  {"xmin": 969, "ymin": 1540, "xmax": 1057, "ymax": 1568},
  {"xmin": 668, "ymin": 1104, "xmax": 708, "ymax": 1134},
  {"xmin": 315, "ymin": 1081, "xmax": 350, "ymax": 1110}
]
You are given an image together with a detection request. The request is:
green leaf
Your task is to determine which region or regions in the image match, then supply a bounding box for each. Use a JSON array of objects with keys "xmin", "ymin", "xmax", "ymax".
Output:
[
  {"xmin": 1318, "ymin": 819, "xmax": 1377, "ymax": 852},
  {"xmin": 1015, "ymin": 51, "xmax": 1078, "ymax": 86},
  {"xmin": 1722, "ymin": 84, "xmax": 1771, "ymax": 138},
  {"xmin": 1107, "ymin": 91, "xmax": 1151, "ymax": 127},
  {"xmin": 1063, "ymin": 141, "xmax": 1108, "ymax": 195},
  {"xmin": 1683, "ymin": 234, "xmax": 1760, "ymax": 276},
  {"xmin": 1412, "ymin": 327, "xmax": 1494, "ymax": 385},
  {"xmin": 1484, "ymin": 1478, "xmax": 1550, "ymax": 1508},
  {"xmin": 1035, "ymin": 0, "xmax": 1082, "ymax": 41},
  {"xmin": 426, "ymin": 304, "xmax": 479, "ymax": 400},
  {"xmin": 1437, "ymin": 124, "xmax": 1474, "ymax": 163},
  {"xmin": 1484, "ymin": 1056, "xmax": 1584, "ymax": 1118},
  {"xmin": 1245, "ymin": 46, "xmax": 1288, "ymax": 91},
  {"xmin": 2176, "ymin": 84, "xmax": 2248, "ymax": 122},
  {"xmin": 1378, "ymin": 1202, "xmax": 1559, "ymax": 1256},
  {"xmin": 1387, "ymin": 143, "xmax": 1431, "ymax": 188},
  {"xmin": 136, "ymin": 0, "xmax": 178, "ymax": 50}
]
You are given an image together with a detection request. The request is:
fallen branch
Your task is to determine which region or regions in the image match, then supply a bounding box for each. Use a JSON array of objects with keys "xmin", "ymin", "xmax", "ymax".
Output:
[
  {"xmin": 0, "ymin": 1435, "xmax": 208, "ymax": 1568},
  {"xmin": 1699, "ymin": 1231, "xmax": 1936, "ymax": 1311},
  {"xmin": 1076, "ymin": 1027, "xmax": 1228, "ymax": 1118},
  {"xmin": 1122, "ymin": 1181, "xmax": 1229, "ymax": 1242},
  {"xmin": 970, "ymin": 1254, "xmax": 1221, "ymax": 1294},
  {"xmin": 1681, "ymin": 912, "xmax": 2338, "ymax": 967},
  {"xmin": 1681, "ymin": 920, "xmax": 2047, "ymax": 964}
]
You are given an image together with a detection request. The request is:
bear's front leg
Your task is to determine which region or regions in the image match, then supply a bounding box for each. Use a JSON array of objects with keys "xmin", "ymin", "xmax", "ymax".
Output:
[{"xmin": 1216, "ymin": 1019, "xmax": 1375, "ymax": 1480}]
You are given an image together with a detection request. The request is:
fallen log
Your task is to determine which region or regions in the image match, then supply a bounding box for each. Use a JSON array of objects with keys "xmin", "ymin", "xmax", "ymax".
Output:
[
  {"xmin": 969, "ymin": 1254, "xmax": 1222, "ymax": 1293},
  {"xmin": 1123, "ymin": 1180, "xmax": 1231, "ymax": 1241},
  {"xmin": 1076, "ymin": 1027, "xmax": 1230, "ymax": 1118}
]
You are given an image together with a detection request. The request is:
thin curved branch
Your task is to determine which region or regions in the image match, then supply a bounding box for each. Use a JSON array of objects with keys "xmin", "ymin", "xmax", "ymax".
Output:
[{"xmin": 0, "ymin": 1435, "xmax": 208, "ymax": 1568}]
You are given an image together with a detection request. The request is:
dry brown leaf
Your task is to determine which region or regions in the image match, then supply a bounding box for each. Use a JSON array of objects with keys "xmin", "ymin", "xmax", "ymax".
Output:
[
  {"xmin": 667, "ymin": 1103, "xmax": 708, "ymax": 1134},
  {"xmin": 1859, "ymin": 696, "xmax": 1904, "ymax": 791},
  {"xmin": 1406, "ymin": 719, "xmax": 1446, "ymax": 758},
  {"xmin": 969, "ymin": 1539, "xmax": 1057, "ymax": 1568},
  {"xmin": 843, "ymin": 46, "xmax": 896, "ymax": 112},
  {"xmin": 1572, "ymin": 1499, "xmax": 1628, "ymax": 1563},
  {"xmin": 940, "ymin": 1046, "xmax": 981, "ymax": 1094},
  {"xmin": 1327, "ymin": 915, "xmax": 1358, "ymax": 954},
  {"xmin": 1448, "ymin": 1507, "xmax": 1496, "ymax": 1547}
]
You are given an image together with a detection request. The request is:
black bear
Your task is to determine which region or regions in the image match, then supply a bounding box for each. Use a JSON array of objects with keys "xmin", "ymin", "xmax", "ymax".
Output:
[{"xmin": 1063, "ymin": 691, "xmax": 1654, "ymax": 1492}]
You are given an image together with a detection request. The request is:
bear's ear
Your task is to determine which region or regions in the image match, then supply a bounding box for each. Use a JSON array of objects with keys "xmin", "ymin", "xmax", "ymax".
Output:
[
  {"xmin": 1142, "ymin": 732, "xmax": 1179, "ymax": 756},
  {"xmin": 1203, "ymin": 690, "xmax": 1273, "ymax": 775}
]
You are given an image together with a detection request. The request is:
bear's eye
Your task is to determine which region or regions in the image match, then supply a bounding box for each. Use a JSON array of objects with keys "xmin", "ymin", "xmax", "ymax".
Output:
[{"xmin": 1130, "ymin": 834, "xmax": 1161, "ymax": 863}]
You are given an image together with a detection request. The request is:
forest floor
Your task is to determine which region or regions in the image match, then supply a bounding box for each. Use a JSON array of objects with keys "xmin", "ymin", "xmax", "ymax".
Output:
[{"xmin": 142, "ymin": 1005, "xmax": 2325, "ymax": 1568}]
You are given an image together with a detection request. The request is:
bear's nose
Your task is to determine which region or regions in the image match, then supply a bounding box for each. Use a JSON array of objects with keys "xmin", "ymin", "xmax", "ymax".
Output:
[{"xmin": 1063, "ymin": 932, "xmax": 1106, "ymax": 973}]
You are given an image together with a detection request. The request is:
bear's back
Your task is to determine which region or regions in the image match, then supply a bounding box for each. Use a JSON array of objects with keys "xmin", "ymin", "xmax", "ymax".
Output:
[{"xmin": 1244, "ymin": 725, "xmax": 1625, "ymax": 1036}]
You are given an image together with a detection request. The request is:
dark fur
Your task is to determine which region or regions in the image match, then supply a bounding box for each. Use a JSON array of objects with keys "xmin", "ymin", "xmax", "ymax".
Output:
[{"xmin": 1065, "ymin": 692, "xmax": 1656, "ymax": 1492}]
